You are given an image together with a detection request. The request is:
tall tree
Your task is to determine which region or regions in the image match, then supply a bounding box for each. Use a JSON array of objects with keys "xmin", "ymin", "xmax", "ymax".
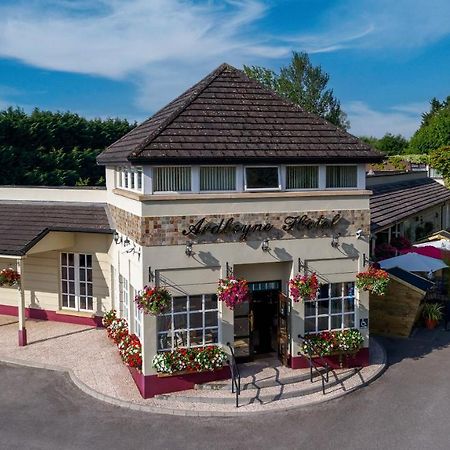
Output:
[
  {"xmin": 0, "ymin": 107, "xmax": 135, "ymax": 186},
  {"xmin": 408, "ymin": 97, "xmax": 450, "ymax": 154},
  {"xmin": 244, "ymin": 52, "xmax": 349, "ymax": 129},
  {"xmin": 360, "ymin": 133, "xmax": 408, "ymax": 156}
]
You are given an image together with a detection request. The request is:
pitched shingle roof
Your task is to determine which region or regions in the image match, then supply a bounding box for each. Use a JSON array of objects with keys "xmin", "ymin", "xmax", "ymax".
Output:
[
  {"xmin": 97, "ymin": 63, "xmax": 383, "ymax": 165},
  {"xmin": 0, "ymin": 202, "xmax": 112, "ymax": 256},
  {"xmin": 370, "ymin": 178, "xmax": 450, "ymax": 232}
]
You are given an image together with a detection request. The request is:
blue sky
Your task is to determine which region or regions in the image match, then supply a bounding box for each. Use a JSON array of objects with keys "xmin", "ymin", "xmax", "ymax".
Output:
[{"xmin": 0, "ymin": 0, "xmax": 449, "ymax": 137}]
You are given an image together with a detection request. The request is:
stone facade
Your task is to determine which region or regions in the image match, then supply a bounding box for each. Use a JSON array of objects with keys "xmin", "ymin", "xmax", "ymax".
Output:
[{"xmin": 109, "ymin": 205, "xmax": 370, "ymax": 247}]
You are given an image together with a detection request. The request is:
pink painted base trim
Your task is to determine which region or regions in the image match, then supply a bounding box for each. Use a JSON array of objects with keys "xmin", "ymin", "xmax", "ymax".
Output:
[
  {"xmin": 18, "ymin": 328, "xmax": 27, "ymax": 346},
  {"xmin": 0, "ymin": 304, "xmax": 103, "ymax": 327},
  {"xmin": 128, "ymin": 365, "xmax": 231, "ymax": 398},
  {"xmin": 290, "ymin": 347, "xmax": 370, "ymax": 370}
]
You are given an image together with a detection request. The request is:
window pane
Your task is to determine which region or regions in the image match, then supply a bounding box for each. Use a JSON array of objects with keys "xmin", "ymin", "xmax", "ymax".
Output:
[
  {"xmin": 62, "ymin": 267, "xmax": 67, "ymax": 280},
  {"xmin": 190, "ymin": 329, "xmax": 203, "ymax": 346},
  {"xmin": 330, "ymin": 283, "xmax": 342, "ymax": 298},
  {"xmin": 286, "ymin": 166, "xmax": 318, "ymax": 189},
  {"xmin": 331, "ymin": 315, "xmax": 342, "ymax": 330},
  {"xmin": 318, "ymin": 284, "xmax": 329, "ymax": 299},
  {"xmin": 190, "ymin": 312, "xmax": 203, "ymax": 329},
  {"xmin": 304, "ymin": 302, "xmax": 316, "ymax": 317},
  {"xmin": 62, "ymin": 294, "xmax": 68, "ymax": 307},
  {"xmin": 205, "ymin": 311, "xmax": 218, "ymax": 327},
  {"xmin": 79, "ymin": 269, "xmax": 85, "ymax": 281},
  {"xmin": 344, "ymin": 297, "xmax": 355, "ymax": 313},
  {"xmin": 174, "ymin": 314, "xmax": 187, "ymax": 330},
  {"xmin": 189, "ymin": 296, "xmax": 203, "ymax": 312},
  {"xmin": 80, "ymin": 254, "xmax": 85, "ymax": 267},
  {"xmin": 68, "ymin": 253, "xmax": 74, "ymax": 266},
  {"xmin": 154, "ymin": 167, "xmax": 191, "ymax": 192},
  {"xmin": 317, "ymin": 300, "xmax": 329, "ymax": 316},
  {"xmin": 344, "ymin": 315, "xmax": 355, "ymax": 328},
  {"xmin": 157, "ymin": 316, "xmax": 172, "ymax": 333},
  {"xmin": 204, "ymin": 329, "xmax": 218, "ymax": 345},
  {"xmin": 318, "ymin": 316, "xmax": 329, "ymax": 331},
  {"xmin": 326, "ymin": 166, "xmax": 357, "ymax": 188},
  {"xmin": 305, "ymin": 318, "xmax": 316, "ymax": 333},
  {"xmin": 205, "ymin": 294, "xmax": 218, "ymax": 310},
  {"xmin": 173, "ymin": 331, "xmax": 188, "ymax": 347},
  {"xmin": 69, "ymin": 295, "xmax": 76, "ymax": 308},
  {"xmin": 68, "ymin": 268, "xmax": 75, "ymax": 280},
  {"xmin": 245, "ymin": 167, "xmax": 279, "ymax": 189},
  {"xmin": 200, "ymin": 167, "xmax": 236, "ymax": 191},
  {"xmin": 158, "ymin": 333, "xmax": 171, "ymax": 350},
  {"xmin": 173, "ymin": 297, "xmax": 188, "ymax": 313},
  {"xmin": 61, "ymin": 253, "xmax": 67, "ymax": 265},
  {"xmin": 331, "ymin": 299, "xmax": 342, "ymax": 314},
  {"xmin": 343, "ymin": 282, "xmax": 355, "ymax": 297},
  {"xmin": 234, "ymin": 317, "xmax": 249, "ymax": 336},
  {"xmin": 86, "ymin": 255, "xmax": 92, "ymax": 267}
]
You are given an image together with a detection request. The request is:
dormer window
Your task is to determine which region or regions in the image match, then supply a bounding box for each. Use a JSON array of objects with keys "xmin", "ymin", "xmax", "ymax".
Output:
[
  {"xmin": 326, "ymin": 166, "xmax": 357, "ymax": 188},
  {"xmin": 116, "ymin": 167, "xmax": 143, "ymax": 192},
  {"xmin": 154, "ymin": 166, "xmax": 191, "ymax": 192},
  {"xmin": 200, "ymin": 167, "xmax": 236, "ymax": 191},
  {"xmin": 245, "ymin": 167, "xmax": 280, "ymax": 191}
]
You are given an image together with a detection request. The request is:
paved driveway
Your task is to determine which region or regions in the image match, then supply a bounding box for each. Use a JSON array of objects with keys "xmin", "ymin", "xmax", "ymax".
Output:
[{"xmin": 1, "ymin": 328, "xmax": 450, "ymax": 450}]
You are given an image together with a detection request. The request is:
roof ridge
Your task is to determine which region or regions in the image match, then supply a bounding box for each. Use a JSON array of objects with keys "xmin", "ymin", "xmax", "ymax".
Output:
[{"xmin": 130, "ymin": 63, "xmax": 230, "ymax": 159}]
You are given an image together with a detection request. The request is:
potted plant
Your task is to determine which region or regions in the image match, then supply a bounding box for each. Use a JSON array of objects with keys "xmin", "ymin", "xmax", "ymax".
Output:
[
  {"xmin": 356, "ymin": 266, "xmax": 390, "ymax": 296},
  {"xmin": 0, "ymin": 268, "xmax": 21, "ymax": 287},
  {"xmin": 107, "ymin": 317, "xmax": 129, "ymax": 344},
  {"xmin": 217, "ymin": 276, "xmax": 249, "ymax": 309},
  {"xmin": 134, "ymin": 285, "xmax": 172, "ymax": 315},
  {"xmin": 289, "ymin": 273, "xmax": 319, "ymax": 302},
  {"xmin": 118, "ymin": 334, "xmax": 142, "ymax": 370},
  {"xmin": 422, "ymin": 303, "xmax": 444, "ymax": 330}
]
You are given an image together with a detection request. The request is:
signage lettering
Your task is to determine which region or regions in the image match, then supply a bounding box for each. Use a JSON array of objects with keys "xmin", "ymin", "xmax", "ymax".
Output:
[{"xmin": 182, "ymin": 213, "xmax": 341, "ymax": 241}]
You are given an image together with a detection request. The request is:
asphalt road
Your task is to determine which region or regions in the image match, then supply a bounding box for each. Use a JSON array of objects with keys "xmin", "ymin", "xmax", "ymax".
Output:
[{"xmin": 1, "ymin": 330, "xmax": 450, "ymax": 450}]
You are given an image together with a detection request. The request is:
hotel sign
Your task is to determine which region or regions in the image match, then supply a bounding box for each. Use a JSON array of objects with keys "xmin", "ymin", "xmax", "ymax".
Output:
[{"xmin": 182, "ymin": 214, "xmax": 342, "ymax": 241}]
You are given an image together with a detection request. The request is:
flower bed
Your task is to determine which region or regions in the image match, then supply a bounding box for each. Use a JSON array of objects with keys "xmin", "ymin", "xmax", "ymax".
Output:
[
  {"xmin": 289, "ymin": 273, "xmax": 319, "ymax": 302},
  {"xmin": 301, "ymin": 329, "xmax": 364, "ymax": 357},
  {"xmin": 356, "ymin": 266, "xmax": 390, "ymax": 295},
  {"xmin": 217, "ymin": 276, "xmax": 249, "ymax": 309},
  {"xmin": 0, "ymin": 268, "xmax": 21, "ymax": 287},
  {"xmin": 103, "ymin": 310, "xmax": 142, "ymax": 371},
  {"xmin": 152, "ymin": 346, "xmax": 228, "ymax": 376},
  {"xmin": 134, "ymin": 285, "xmax": 171, "ymax": 315}
]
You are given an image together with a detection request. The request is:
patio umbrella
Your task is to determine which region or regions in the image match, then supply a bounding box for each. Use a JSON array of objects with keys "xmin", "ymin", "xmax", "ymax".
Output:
[
  {"xmin": 379, "ymin": 252, "xmax": 449, "ymax": 273},
  {"xmin": 415, "ymin": 239, "xmax": 450, "ymax": 251}
]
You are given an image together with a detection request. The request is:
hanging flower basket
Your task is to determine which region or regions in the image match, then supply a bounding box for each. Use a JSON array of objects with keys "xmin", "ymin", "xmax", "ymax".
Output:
[
  {"xmin": 217, "ymin": 276, "xmax": 250, "ymax": 309},
  {"xmin": 118, "ymin": 333, "xmax": 142, "ymax": 370},
  {"xmin": 0, "ymin": 268, "xmax": 21, "ymax": 287},
  {"xmin": 356, "ymin": 266, "xmax": 390, "ymax": 296},
  {"xmin": 289, "ymin": 273, "xmax": 319, "ymax": 302},
  {"xmin": 134, "ymin": 286, "xmax": 171, "ymax": 315},
  {"xmin": 152, "ymin": 346, "xmax": 228, "ymax": 376}
]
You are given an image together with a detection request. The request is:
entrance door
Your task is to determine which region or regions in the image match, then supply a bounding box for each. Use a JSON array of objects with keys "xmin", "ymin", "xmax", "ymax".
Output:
[
  {"xmin": 233, "ymin": 298, "xmax": 254, "ymax": 362},
  {"xmin": 277, "ymin": 293, "xmax": 290, "ymax": 366}
]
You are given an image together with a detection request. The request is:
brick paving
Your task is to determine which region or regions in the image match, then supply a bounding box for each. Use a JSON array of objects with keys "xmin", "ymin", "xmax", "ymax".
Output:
[{"xmin": 0, "ymin": 315, "xmax": 386, "ymax": 415}]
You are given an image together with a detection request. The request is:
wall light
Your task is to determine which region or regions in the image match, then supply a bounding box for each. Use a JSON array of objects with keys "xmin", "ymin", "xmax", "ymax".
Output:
[
  {"xmin": 262, "ymin": 238, "xmax": 270, "ymax": 252},
  {"xmin": 113, "ymin": 232, "xmax": 122, "ymax": 244},
  {"xmin": 356, "ymin": 229, "xmax": 363, "ymax": 240},
  {"xmin": 185, "ymin": 241, "xmax": 194, "ymax": 257}
]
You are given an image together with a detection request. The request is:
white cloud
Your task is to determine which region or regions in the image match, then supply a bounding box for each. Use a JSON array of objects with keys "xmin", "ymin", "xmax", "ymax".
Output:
[
  {"xmin": 288, "ymin": 0, "xmax": 450, "ymax": 53},
  {"xmin": 346, "ymin": 101, "xmax": 425, "ymax": 138}
]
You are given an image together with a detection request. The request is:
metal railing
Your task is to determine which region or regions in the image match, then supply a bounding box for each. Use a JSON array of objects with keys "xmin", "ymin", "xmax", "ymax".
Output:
[
  {"xmin": 298, "ymin": 334, "xmax": 330, "ymax": 395},
  {"xmin": 226, "ymin": 342, "xmax": 241, "ymax": 408}
]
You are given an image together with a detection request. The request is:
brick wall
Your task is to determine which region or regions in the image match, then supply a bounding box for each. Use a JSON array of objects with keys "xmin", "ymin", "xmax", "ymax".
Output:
[{"xmin": 109, "ymin": 205, "xmax": 370, "ymax": 247}]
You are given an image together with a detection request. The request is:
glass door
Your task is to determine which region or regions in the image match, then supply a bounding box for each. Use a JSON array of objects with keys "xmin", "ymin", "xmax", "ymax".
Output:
[{"xmin": 233, "ymin": 298, "xmax": 254, "ymax": 362}]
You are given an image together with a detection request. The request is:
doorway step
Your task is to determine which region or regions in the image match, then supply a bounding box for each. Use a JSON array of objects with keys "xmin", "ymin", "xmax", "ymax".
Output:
[{"xmin": 152, "ymin": 338, "xmax": 386, "ymax": 415}]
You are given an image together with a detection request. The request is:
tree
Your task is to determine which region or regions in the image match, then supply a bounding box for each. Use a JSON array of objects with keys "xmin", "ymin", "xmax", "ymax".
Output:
[
  {"xmin": 244, "ymin": 52, "xmax": 349, "ymax": 129},
  {"xmin": 429, "ymin": 146, "xmax": 450, "ymax": 186},
  {"xmin": 360, "ymin": 134, "xmax": 408, "ymax": 156},
  {"xmin": 0, "ymin": 107, "xmax": 135, "ymax": 186},
  {"xmin": 408, "ymin": 97, "xmax": 450, "ymax": 154}
]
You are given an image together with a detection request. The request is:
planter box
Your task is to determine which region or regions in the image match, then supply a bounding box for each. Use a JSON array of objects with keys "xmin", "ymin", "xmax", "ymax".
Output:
[
  {"xmin": 290, "ymin": 347, "xmax": 370, "ymax": 370},
  {"xmin": 128, "ymin": 365, "xmax": 231, "ymax": 398},
  {"xmin": 156, "ymin": 368, "xmax": 224, "ymax": 378}
]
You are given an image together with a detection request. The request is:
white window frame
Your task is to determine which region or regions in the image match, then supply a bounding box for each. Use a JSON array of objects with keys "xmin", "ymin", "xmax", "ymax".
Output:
[
  {"xmin": 120, "ymin": 275, "xmax": 130, "ymax": 323},
  {"xmin": 153, "ymin": 166, "xmax": 193, "ymax": 194},
  {"xmin": 157, "ymin": 294, "xmax": 219, "ymax": 351},
  {"xmin": 285, "ymin": 165, "xmax": 320, "ymax": 191},
  {"xmin": 199, "ymin": 165, "xmax": 237, "ymax": 192},
  {"xmin": 244, "ymin": 166, "xmax": 282, "ymax": 192},
  {"xmin": 134, "ymin": 301, "xmax": 143, "ymax": 340},
  {"xmin": 325, "ymin": 165, "xmax": 358, "ymax": 189},
  {"xmin": 304, "ymin": 282, "xmax": 356, "ymax": 334},
  {"xmin": 116, "ymin": 166, "xmax": 143, "ymax": 193},
  {"xmin": 60, "ymin": 253, "xmax": 94, "ymax": 312}
]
